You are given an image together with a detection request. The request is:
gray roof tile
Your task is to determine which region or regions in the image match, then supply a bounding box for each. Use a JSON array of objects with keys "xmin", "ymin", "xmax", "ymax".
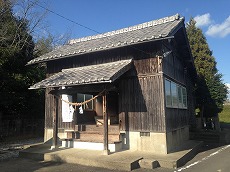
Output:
[
  {"xmin": 28, "ymin": 14, "xmax": 183, "ymax": 65},
  {"xmin": 29, "ymin": 59, "xmax": 132, "ymax": 89}
]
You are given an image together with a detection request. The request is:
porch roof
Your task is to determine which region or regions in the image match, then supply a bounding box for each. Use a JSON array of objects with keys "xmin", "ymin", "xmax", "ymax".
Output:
[{"xmin": 29, "ymin": 59, "xmax": 132, "ymax": 89}]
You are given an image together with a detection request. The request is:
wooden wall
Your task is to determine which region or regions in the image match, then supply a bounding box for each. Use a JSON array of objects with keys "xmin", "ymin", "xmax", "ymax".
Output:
[
  {"xmin": 162, "ymin": 52, "xmax": 185, "ymax": 84},
  {"xmin": 46, "ymin": 42, "xmax": 159, "ymax": 74},
  {"xmin": 162, "ymin": 43, "xmax": 195, "ymax": 132},
  {"xmin": 118, "ymin": 73, "xmax": 165, "ymax": 132},
  {"xmin": 45, "ymin": 87, "xmax": 74, "ymax": 130},
  {"xmin": 186, "ymin": 74, "xmax": 196, "ymax": 128},
  {"xmin": 164, "ymin": 74, "xmax": 195, "ymax": 132}
]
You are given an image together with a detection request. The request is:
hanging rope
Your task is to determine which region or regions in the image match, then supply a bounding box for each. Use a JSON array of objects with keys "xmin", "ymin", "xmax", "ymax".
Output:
[{"xmin": 54, "ymin": 89, "xmax": 106, "ymax": 107}]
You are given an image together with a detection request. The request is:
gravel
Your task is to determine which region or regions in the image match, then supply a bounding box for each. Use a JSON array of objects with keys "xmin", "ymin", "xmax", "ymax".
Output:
[{"xmin": 0, "ymin": 137, "xmax": 43, "ymax": 161}]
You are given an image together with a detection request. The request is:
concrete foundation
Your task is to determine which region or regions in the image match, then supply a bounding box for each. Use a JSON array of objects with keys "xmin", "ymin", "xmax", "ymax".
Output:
[
  {"xmin": 44, "ymin": 128, "xmax": 67, "ymax": 143},
  {"xmin": 166, "ymin": 126, "xmax": 189, "ymax": 153},
  {"xmin": 45, "ymin": 126, "xmax": 189, "ymax": 155},
  {"xmin": 121, "ymin": 126, "xmax": 189, "ymax": 154},
  {"xmin": 19, "ymin": 140, "xmax": 203, "ymax": 170},
  {"xmin": 121, "ymin": 131, "xmax": 167, "ymax": 154}
]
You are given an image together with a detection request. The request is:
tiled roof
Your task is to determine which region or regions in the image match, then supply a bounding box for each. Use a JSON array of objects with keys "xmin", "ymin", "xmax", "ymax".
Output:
[
  {"xmin": 27, "ymin": 14, "xmax": 184, "ymax": 65},
  {"xmin": 29, "ymin": 59, "xmax": 132, "ymax": 89}
]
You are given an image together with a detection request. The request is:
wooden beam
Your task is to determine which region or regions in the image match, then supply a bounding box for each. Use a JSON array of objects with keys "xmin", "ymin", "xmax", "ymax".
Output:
[
  {"xmin": 103, "ymin": 93, "xmax": 109, "ymax": 155},
  {"xmin": 48, "ymin": 84, "xmax": 117, "ymax": 95},
  {"xmin": 51, "ymin": 94, "xmax": 58, "ymax": 149}
]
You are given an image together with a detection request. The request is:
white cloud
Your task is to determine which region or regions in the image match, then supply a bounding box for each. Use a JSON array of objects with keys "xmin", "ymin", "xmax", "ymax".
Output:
[
  {"xmin": 194, "ymin": 13, "xmax": 212, "ymax": 27},
  {"xmin": 226, "ymin": 83, "xmax": 230, "ymax": 100},
  {"xmin": 226, "ymin": 83, "xmax": 230, "ymax": 89},
  {"xmin": 206, "ymin": 16, "xmax": 230, "ymax": 38}
]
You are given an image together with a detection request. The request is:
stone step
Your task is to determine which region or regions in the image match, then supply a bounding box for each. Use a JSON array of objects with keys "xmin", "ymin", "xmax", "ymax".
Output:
[
  {"xmin": 61, "ymin": 139, "xmax": 122, "ymax": 152},
  {"xmin": 77, "ymin": 133, "xmax": 120, "ymax": 142},
  {"xmin": 74, "ymin": 124, "xmax": 120, "ymax": 133},
  {"xmin": 190, "ymin": 132, "xmax": 220, "ymax": 142}
]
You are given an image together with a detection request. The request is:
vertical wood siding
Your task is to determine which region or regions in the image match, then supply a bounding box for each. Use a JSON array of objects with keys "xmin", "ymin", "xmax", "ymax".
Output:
[
  {"xmin": 118, "ymin": 73, "xmax": 165, "ymax": 132},
  {"xmin": 163, "ymin": 66, "xmax": 195, "ymax": 132},
  {"xmin": 45, "ymin": 88, "xmax": 53, "ymax": 128},
  {"xmin": 164, "ymin": 74, "xmax": 195, "ymax": 132},
  {"xmin": 161, "ymin": 45, "xmax": 196, "ymax": 131},
  {"xmin": 162, "ymin": 53, "xmax": 185, "ymax": 84},
  {"xmin": 45, "ymin": 87, "xmax": 74, "ymax": 130}
]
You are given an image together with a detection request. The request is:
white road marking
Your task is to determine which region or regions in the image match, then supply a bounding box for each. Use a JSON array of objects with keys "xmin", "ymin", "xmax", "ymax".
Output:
[{"xmin": 174, "ymin": 144, "xmax": 230, "ymax": 172}]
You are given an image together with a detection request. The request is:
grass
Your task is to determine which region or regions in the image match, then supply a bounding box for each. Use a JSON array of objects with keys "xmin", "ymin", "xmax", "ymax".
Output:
[{"xmin": 219, "ymin": 104, "xmax": 230, "ymax": 123}]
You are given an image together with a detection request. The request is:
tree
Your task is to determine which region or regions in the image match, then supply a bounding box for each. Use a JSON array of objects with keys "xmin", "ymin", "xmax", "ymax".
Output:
[
  {"xmin": 186, "ymin": 18, "xmax": 228, "ymax": 119},
  {"xmin": 0, "ymin": 0, "xmax": 73, "ymax": 137},
  {"xmin": 0, "ymin": 0, "xmax": 46, "ymax": 121}
]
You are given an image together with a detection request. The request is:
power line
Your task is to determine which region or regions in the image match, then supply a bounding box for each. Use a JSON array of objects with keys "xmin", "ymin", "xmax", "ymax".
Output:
[
  {"xmin": 35, "ymin": 2, "xmax": 151, "ymax": 56},
  {"xmin": 35, "ymin": 3, "xmax": 102, "ymax": 35}
]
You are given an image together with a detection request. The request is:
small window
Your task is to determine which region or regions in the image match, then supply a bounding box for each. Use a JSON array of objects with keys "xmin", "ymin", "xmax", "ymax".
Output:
[
  {"xmin": 171, "ymin": 82, "xmax": 178, "ymax": 108},
  {"xmin": 164, "ymin": 78, "xmax": 187, "ymax": 109},
  {"xmin": 182, "ymin": 87, "xmax": 187, "ymax": 108},
  {"xmin": 77, "ymin": 93, "xmax": 93, "ymax": 110},
  {"xmin": 165, "ymin": 79, "xmax": 172, "ymax": 107},
  {"xmin": 140, "ymin": 132, "xmax": 150, "ymax": 137},
  {"xmin": 178, "ymin": 86, "xmax": 183, "ymax": 108}
]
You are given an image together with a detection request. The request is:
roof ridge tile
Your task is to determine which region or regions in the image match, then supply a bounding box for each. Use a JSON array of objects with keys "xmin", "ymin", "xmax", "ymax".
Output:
[{"xmin": 68, "ymin": 14, "xmax": 180, "ymax": 45}]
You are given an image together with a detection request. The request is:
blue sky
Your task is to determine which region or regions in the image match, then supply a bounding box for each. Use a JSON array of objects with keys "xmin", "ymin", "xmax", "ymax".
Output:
[{"xmin": 37, "ymin": 0, "xmax": 230, "ymax": 98}]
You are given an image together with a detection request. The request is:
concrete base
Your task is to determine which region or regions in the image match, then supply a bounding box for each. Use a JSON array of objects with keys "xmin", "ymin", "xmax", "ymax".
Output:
[
  {"xmin": 139, "ymin": 159, "xmax": 159, "ymax": 169},
  {"xmin": 166, "ymin": 126, "xmax": 190, "ymax": 153},
  {"xmin": 121, "ymin": 131, "xmax": 167, "ymax": 154},
  {"xmin": 121, "ymin": 126, "xmax": 190, "ymax": 154},
  {"xmin": 19, "ymin": 140, "xmax": 202, "ymax": 170},
  {"xmin": 103, "ymin": 149, "xmax": 110, "ymax": 155},
  {"xmin": 44, "ymin": 128, "xmax": 67, "ymax": 142},
  {"xmin": 45, "ymin": 126, "xmax": 190, "ymax": 155}
]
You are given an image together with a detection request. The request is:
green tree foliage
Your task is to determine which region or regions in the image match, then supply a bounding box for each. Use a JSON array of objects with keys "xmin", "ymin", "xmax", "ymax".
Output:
[
  {"xmin": 186, "ymin": 18, "xmax": 228, "ymax": 117},
  {"xmin": 0, "ymin": 0, "xmax": 46, "ymax": 120}
]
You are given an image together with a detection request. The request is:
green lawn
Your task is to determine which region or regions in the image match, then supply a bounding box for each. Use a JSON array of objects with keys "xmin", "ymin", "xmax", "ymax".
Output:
[{"xmin": 219, "ymin": 104, "xmax": 230, "ymax": 123}]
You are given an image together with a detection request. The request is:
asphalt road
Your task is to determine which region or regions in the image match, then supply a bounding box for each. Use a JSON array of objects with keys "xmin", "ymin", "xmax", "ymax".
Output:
[
  {"xmin": 174, "ymin": 143, "xmax": 230, "ymax": 172},
  {"xmin": 0, "ymin": 143, "xmax": 229, "ymax": 172}
]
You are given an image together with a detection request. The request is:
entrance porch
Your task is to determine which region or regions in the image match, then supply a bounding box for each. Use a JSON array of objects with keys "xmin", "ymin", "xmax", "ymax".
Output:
[
  {"xmin": 29, "ymin": 60, "xmax": 133, "ymax": 154},
  {"xmin": 61, "ymin": 124, "xmax": 122, "ymax": 152}
]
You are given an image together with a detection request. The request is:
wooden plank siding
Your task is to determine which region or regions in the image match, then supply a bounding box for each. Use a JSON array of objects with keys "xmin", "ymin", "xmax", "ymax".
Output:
[
  {"xmin": 46, "ymin": 42, "xmax": 160, "ymax": 75},
  {"xmin": 164, "ymin": 74, "xmax": 195, "ymax": 132},
  {"xmin": 118, "ymin": 56, "xmax": 165, "ymax": 132},
  {"xmin": 45, "ymin": 88, "xmax": 53, "ymax": 129},
  {"xmin": 45, "ymin": 87, "xmax": 74, "ymax": 130},
  {"xmin": 162, "ymin": 52, "xmax": 185, "ymax": 84},
  {"xmin": 118, "ymin": 75, "xmax": 165, "ymax": 132},
  {"xmin": 186, "ymin": 74, "xmax": 196, "ymax": 128},
  {"xmin": 162, "ymin": 47, "xmax": 195, "ymax": 132}
]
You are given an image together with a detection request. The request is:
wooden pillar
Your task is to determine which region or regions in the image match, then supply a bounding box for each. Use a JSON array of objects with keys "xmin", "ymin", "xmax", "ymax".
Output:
[
  {"xmin": 103, "ymin": 93, "xmax": 109, "ymax": 155},
  {"xmin": 51, "ymin": 94, "xmax": 59, "ymax": 149}
]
